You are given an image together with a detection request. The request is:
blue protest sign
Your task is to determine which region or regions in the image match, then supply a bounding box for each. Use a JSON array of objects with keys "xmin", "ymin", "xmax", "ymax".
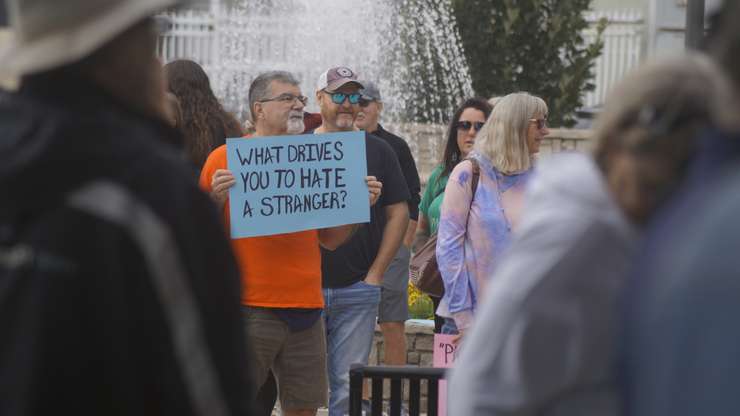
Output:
[{"xmin": 226, "ymin": 131, "xmax": 369, "ymax": 238}]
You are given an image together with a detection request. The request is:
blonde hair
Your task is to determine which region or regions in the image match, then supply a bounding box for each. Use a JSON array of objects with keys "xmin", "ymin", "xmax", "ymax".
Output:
[{"xmin": 474, "ymin": 92, "xmax": 547, "ymax": 174}]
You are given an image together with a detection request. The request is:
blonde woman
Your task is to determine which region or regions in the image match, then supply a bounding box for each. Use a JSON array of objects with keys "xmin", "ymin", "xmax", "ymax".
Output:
[{"xmin": 435, "ymin": 92, "xmax": 549, "ymax": 337}]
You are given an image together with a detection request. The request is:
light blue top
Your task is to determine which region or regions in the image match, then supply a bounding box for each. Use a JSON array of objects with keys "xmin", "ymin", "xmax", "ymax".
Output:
[{"xmin": 435, "ymin": 152, "xmax": 532, "ymax": 330}]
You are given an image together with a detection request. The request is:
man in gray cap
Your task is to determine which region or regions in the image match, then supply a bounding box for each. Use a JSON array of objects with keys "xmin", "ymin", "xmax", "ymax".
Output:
[
  {"xmin": 355, "ymin": 81, "xmax": 421, "ymax": 369},
  {"xmin": 0, "ymin": 1, "xmax": 251, "ymax": 414}
]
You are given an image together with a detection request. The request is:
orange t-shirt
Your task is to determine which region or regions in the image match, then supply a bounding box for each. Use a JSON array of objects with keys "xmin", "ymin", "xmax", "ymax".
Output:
[{"xmin": 199, "ymin": 142, "xmax": 324, "ymax": 308}]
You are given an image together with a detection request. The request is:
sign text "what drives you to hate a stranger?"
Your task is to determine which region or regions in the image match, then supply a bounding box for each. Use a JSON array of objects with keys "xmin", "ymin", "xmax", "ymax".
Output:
[{"xmin": 226, "ymin": 132, "xmax": 369, "ymax": 238}]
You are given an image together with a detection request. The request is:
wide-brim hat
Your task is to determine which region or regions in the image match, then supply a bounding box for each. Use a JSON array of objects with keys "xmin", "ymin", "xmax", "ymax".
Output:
[{"xmin": 0, "ymin": 0, "xmax": 182, "ymax": 76}]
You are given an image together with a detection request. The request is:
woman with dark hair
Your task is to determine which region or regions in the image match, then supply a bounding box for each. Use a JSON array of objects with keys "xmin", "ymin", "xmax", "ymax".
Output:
[
  {"xmin": 413, "ymin": 97, "xmax": 492, "ymax": 333},
  {"xmin": 164, "ymin": 59, "xmax": 243, "ymax": 171}
]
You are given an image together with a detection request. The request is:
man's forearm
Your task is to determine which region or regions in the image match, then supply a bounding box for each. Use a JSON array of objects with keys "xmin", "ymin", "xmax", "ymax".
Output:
[
  {"xmin": 411, "ymin": 215, "xmax": 430, "ymax": 253},
  {"xmin": 403, "ymin": 220, "xmax": 417, "ymax": 248},
  {"xmin": 318, "ymin": 223, "xmax": 358, "ymax": 250},
  {"xmin": 366, "ymin": 203, "xmax": 409, "ymax": 282},
  {"xmin": 212, "ymin": 195, "xmax": 226, "ymax": 211}
]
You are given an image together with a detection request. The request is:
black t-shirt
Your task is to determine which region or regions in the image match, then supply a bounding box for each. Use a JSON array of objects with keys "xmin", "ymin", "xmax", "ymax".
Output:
[
  {"xmin": 320, "ymin": 132, "xmax": 410, "ymax": 288},
  {"xmin": 371, "ymin": 124, "xmax": 421, "ymax": 221}
]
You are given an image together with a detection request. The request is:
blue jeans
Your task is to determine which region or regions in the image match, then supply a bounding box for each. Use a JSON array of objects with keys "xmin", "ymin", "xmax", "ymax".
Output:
[
  {"xmin": 323, "ymin": 280, "xmax": 381, "ymax": 416},
  {"xmin": 441, "ymin": 317, "xmax": 459, "ymax": 335}
]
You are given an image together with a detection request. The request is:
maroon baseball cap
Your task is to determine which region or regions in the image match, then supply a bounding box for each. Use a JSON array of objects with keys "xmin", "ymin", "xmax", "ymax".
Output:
[{"xmin": 316, "ymin": 66, "xmax": 364, "ymax": 92}]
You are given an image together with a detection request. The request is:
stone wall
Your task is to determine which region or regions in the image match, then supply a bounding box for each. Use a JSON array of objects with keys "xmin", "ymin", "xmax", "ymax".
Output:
[
  {"xmin": 367, "ymin": 320, "xmax": 437, "ymax": 412},
  {"xmin": 385, "ymin": 123, "xmax": 594, "ymax": 185}
]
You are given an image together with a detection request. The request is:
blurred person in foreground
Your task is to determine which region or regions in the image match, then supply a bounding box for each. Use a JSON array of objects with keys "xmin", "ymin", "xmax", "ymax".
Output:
[
  {"xmin": 413, "ymin": 97, "xmax": 492, "ymax": 333},
  {"xmin": 0, "ymin": 0, "xmax": 252, "ymax": 414},
  {"xmin": 623, "ymin": 1, "xmax": 740, "ymax": 414},
  {"xmin": 355, "ymin": 80, "xmax": 421, "ymax": 367},
  {"xmin": 448, "ymin": 53, "xmax": 739, "ymax": 416},
  {"xmin": 436, "ymin": 92, "xmax": 547, "ymax": 339},
  {"xmin": 164, "ymin": 59, "xmax": 243, "ymax": 173}
]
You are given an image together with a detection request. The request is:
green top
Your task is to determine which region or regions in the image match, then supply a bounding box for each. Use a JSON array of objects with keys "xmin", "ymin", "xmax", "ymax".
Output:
[{"xmin": 419, "ymin": 165, "xmax": 449, "ymax": 235}]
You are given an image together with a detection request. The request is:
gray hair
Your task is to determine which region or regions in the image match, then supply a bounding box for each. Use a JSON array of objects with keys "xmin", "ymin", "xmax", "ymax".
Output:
[
  {"xmin": 248, "ymin": 71, "xmax": 300, "ymax": 122},
  {"xmin": 594, "ymin": 52, "xmax": 740, "ymax": 165}
]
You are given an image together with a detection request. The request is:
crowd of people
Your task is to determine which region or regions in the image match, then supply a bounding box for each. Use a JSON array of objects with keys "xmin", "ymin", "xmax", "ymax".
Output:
[{"xmin": 3, "ymin": 0, "xmax": 740, "ymax": 416}]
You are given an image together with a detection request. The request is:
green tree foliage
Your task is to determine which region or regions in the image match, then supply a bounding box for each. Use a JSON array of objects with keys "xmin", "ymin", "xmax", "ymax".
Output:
[{"xmin": 452, "ymin": 0, "xmax": 606, "ymax": 126}]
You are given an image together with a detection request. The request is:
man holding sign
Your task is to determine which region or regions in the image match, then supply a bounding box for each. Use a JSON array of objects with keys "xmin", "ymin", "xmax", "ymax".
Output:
[
  {"xmin": 200, "ymin": 71, "xmax": 381, "ymax": 416},
  {"xmin": 313, "ymin": 67, "xmax": 410, "ymax": 416}
]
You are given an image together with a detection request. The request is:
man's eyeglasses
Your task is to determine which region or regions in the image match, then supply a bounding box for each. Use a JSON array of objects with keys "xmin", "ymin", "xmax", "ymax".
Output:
[
  {"xmin": 326, "ymin": 91, "xmax": 362, "ymax": 105},
  {"xmin": 529, "ymin": 118, "xmax": 548, "ymax": 130},
  {"xmin": 456, "ymin": 121, "xmax": 485, "ymax": 132},
  {"xmin": 359, "ymin": 98, "xmax": 375, "ymax": 108},
  {"xmin": 259, "ymin": 93, "xmax": 308, "ymax": 105}
]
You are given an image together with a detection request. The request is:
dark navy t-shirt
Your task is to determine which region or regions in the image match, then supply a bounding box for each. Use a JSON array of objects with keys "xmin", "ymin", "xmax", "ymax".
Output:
[
  {"xmin": 320, "ymin": 132, "xmax": 410, "ymax": 288},
  {"xmin": 371, "ymin": 124, "xmax": 421, "ymax": 221}
]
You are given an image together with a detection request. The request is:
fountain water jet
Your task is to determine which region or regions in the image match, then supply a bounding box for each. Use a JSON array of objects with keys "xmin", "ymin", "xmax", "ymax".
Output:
[{"xmin": 210, "ymin": 0, "xmax": 474, "ymax": 124}]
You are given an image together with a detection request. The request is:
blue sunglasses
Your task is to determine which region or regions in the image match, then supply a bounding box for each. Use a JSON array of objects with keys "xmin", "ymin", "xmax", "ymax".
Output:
[{"xmin": 327, "ymin": 91, "xmax": 361, "ymax": 105}]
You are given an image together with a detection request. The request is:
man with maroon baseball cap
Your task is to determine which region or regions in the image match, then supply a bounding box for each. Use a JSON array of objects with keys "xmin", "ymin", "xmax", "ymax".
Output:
[
  {"xmin": 313, "ymin": 66, "xmax": 410, "ymax": 416},
  {"xmin": 316, "ymin": 66, "xmax": 363, "ymax": 92}
]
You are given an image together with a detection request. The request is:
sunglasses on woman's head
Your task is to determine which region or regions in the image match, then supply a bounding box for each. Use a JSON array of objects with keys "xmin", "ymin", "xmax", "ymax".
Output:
[
  {"xmin": 456, "ymin": 121, "xmax": 485, "ymax": 132},
  {"xmin": 326, "ymin": 91, "xmax": 362, "ymax": 105}
]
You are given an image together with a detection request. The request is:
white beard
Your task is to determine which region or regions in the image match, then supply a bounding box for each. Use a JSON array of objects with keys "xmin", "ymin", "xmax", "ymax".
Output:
[
  {"xmin": 335, "ymin": 117, "xmax": 354, "ymax": 130},
  {"xmin": 286, "ymin": 117, "xmax": 304, "ymax": 134}
]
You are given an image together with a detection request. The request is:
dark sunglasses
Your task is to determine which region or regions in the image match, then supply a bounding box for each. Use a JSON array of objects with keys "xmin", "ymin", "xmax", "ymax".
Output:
[
  {"xmin": 259, "ymin": 93, "xmax": 308, "ymax": 105},
  {"xmin": 529, "ymin": 118, "xmax": 548, "ymax": 130},
  {"xmin": 359, "ymin": 98, "xmax": 375, "ymax": 108},
  {"xmin": 456, "ymin": 121, "xmax": 485, "ymax": 132},
  {"xmin": 326, "ymin": 91, "xmax": 361, "ymax": 105}
]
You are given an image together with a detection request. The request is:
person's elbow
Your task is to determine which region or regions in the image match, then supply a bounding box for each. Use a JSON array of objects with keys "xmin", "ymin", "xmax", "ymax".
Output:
[
  {"xmin": 386, "ymin": 201, "xmax": 410, "ymax": 225},
  {"xmin": 318, "ymin": 225, "xmax": 355, "ymax": 251},
  {"xmin": 320, "ymin": 233, "xmax": 345, "ymax": 251},
  {"xmin": 321, "ymin": 242, "xmax": 341, "ymax": 251}
]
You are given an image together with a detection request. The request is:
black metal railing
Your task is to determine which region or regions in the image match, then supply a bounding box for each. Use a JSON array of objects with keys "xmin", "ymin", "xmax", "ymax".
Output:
[{"xmin": 349, "ymin": 364, "xmax": 446, "ymax": 416}]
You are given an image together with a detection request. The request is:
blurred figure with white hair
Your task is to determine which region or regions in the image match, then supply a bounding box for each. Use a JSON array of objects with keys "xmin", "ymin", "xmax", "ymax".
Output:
[
  {"xmin": 448, "ymin": 52, "xmax": 739, "ymax": 416},
  {"xmin": 624, "ymin": 1, "xmax": 740, "ymax": 414}
]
